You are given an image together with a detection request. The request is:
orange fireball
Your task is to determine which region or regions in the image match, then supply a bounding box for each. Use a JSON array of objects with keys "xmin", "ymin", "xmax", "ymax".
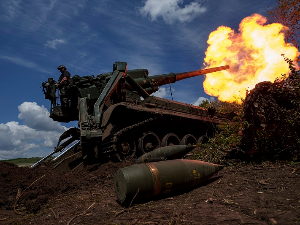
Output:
[{"xmin": 203, "ymin": 13, "xmax": 299, "ymax": 103}]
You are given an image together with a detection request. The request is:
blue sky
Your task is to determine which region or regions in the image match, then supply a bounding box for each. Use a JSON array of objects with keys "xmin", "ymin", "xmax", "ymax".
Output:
[{"xmin": 0, "ymin": 0, "xmax": 276, "ymax": 159}]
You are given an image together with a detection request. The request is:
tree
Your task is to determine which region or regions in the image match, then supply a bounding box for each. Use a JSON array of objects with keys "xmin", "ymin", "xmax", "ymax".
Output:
[
  {"xmin": 198, "ymin": 99, "xmax": 210, "ymax": 108},
  {"xmin": 267, "ymin": 0, "xmax": 300, "ymax": 62}
]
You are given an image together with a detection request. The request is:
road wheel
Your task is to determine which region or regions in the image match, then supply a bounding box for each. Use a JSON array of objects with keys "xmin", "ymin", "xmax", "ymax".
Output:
[
  {"xmin": 138, "ymin": 132, "xmax": 160, "ymax": 154},
  {"xmin": 161, "ymin": 133, "xmax": 180, "ymax": 147},
  {"xmin": 115, "ymin": 136, "xmax": 136, "ymax": 161},
  {"xmin": 180, "ymin": 134, "xmax": 197, "ymax": 145}
]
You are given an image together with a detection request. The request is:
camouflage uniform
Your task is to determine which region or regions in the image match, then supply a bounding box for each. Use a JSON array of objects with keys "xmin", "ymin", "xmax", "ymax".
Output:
[{"xmin": 57, "ymin": 66, "xmax": 71, "ymax": 107}]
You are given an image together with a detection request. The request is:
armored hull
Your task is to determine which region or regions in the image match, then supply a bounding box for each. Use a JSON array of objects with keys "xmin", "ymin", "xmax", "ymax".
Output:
[{"xmin": 99, "ymin": 99, "xmax": 232, "ymax": 161}]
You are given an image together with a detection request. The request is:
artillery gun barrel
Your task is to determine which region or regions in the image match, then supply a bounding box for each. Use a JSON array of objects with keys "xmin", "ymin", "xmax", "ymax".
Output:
[
  {"xmin": 149, "ymin": 65, "xmax": 230, "ymax": 87},
  {"xmin": 175, "ymin": 65, "xmax": 230, "ymax": 81}
]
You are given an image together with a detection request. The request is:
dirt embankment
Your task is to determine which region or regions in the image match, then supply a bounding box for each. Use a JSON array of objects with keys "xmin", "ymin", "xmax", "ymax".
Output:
[{"xmin": 0, "ymin": 160, "xmax": 299, "ymax": 224}]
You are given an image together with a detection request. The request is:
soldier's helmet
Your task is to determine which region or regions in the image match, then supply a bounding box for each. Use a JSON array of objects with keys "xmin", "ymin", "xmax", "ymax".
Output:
[{"xmin": 57, "ymin": 65, "xmax": 67, "ymax": 70}]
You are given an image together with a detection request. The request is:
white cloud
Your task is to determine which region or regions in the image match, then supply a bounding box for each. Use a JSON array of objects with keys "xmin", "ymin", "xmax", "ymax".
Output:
[
  {"xmin": 192, "ymin": 96, "xmax": 215, "ymax": 106},
  {"xmin": 0, "ymin": 150, "xmax": 30, "ymax": 161},
  {"xmin": 0, "ymin": 55, "xmax": 51, "ymax": 74},
  {"xmin": 139, "ymin": 0, "xmax": 206, "ymax": 24},
  {"xmin": 0, "ymin": 121, "xmax": 46, "ymax": 159},
  {"xmin": 150, "ymin": 88, "xmax": 215, "ymax": 107},
  {"xmin": 0, "ymin": 102, "xmax": 69, "ymax": 160},
  {"xmin": 0, "ymin": 0, "xmax": 87, "ymax": 31},
  {"xmin": 192, "ymin": 96, "xmax": 208, "ymax": 106},
  {"xmin": 44, "ymin": 39, "xmax": 67, "ymax": 49},
  {"xmin": 152, "ymin": 87, "xmax": 167, "ymax": 98},
  {"xmin": 151, "ymin": 87, "xmax": 175, "ymax": 98},
  {"xmin": 0, "ymin": 124, "xmax": 15, "ymax": 150},
  {"xmin": 18, "ymin": 102, "xmax": 66, "ymax": 132},
  {"xmin": 1, "ymin": 0, "xmax": 22, "ymax": 21}
]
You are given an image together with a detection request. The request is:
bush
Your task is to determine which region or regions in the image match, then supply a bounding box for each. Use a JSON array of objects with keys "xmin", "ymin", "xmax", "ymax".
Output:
[
  {"xmin": 241, "ymin": 57, "xmax": 300, "ymax": 161},
  {"xmin": 195, "ymin": 99, "xmax": 244, "ymax": 164}
]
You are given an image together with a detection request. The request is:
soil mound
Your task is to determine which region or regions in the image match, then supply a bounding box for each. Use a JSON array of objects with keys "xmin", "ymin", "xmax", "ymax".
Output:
[
  {"xmin": 0, "ymin": 160, "xmax": 133, "ymax": 214},
  {"xmin": 1, "ymin": 160, "xmax": 299, "ymax": 224}
]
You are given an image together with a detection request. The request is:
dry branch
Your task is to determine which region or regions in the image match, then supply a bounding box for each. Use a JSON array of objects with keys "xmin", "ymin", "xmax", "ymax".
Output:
[
  {"xmin": 14, "ymin": 174, "xmax": 46, "ymax": 215},
  {"xmin": 67, "ymin": 202, "xmax": 96, "ymax": 225}
]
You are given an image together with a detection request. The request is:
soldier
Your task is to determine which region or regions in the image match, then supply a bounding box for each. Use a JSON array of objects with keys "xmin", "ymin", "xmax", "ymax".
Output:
[{"xmin": 56, "ymin": 65, "xmax": 71, "ymax": 108}]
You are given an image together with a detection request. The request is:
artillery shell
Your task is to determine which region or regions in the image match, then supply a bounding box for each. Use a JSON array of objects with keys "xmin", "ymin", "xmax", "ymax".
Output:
[
  {"xmin": 136, "ymin": 145, "xmax": 195, "ymax": 164},
  {"xmin": 114, "ymin": 159, "xmax": 223, "ymax": 204}
]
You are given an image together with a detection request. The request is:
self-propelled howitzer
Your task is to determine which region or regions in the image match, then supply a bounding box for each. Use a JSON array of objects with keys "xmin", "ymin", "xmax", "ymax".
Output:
[{"xmin": 37, "ymin": 62, "xmax": 231, "ymax": 171}]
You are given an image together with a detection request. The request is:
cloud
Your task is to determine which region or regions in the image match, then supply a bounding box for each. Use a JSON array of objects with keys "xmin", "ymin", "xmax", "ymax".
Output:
[
  {"xmin": 0, "ymin": 121, "xmax": 57, "ymax": 160},
  {"xmin": 44, "ymin": 39, "xmax": 67, "ymax": 49},
  {"xmin": 0, "ymin": 54, "xmax": 51, "ymax": 73},
  {"xmin": 192, "ymin": 96, "xmax": 215, "ymax": 106},
  {"xmin": 0, "ymin": 54, "xmax": 38, "ymax": 68},
  {"xmin": 0, "ymin": 102, "xmax": 69, "ymax": 160},
  {"xmin": 151, "ymin": 87, "xmax": 168, "ymax": 98},
  {"xmin": 0, "ymin": 0, "xmax": 87, "ymax": 31},
  {"xmin": 18, "ymin": 102, "xmax": 66, "ymax": 132},
  {"xmin": 0, "ymin": 124, "xmax": 15, "ymax": 150},
  {"xmin": 139, "ymin": 0, "xmax": 207, "ymax": 24},
  {"xmin": 0, "ymin": 0, "xmax": 22, "ymax": 21},
  {"xmin": 192, "ymin": 96, "xmax": 209, "ymax": 106},
  {"xmin": 150, "ymin": 87, "xmax": 215, "ymax": 107},
  {"xmin": 151, "ymin": 87, "xmax": 175, "ymax": 98}
]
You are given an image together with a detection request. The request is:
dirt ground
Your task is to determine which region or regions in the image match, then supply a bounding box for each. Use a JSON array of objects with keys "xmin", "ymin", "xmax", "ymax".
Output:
[{"xmin": 0, "ymin": 158, "xmax": 300, "ymax": 225}]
